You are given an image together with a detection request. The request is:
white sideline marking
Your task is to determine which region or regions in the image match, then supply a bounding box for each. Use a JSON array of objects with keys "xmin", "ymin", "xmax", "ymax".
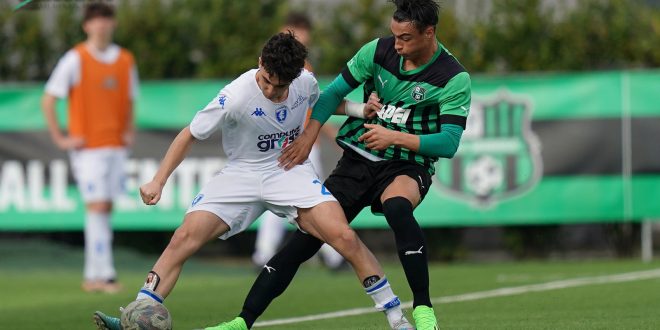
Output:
[{"xmin": 253, "ymin": 268, "xmax": 660, "ymax": 327}]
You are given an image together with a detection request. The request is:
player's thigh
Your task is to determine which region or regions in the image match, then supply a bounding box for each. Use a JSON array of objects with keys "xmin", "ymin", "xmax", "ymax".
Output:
[
  {"xmin": 177, "ymin": 210, "xmax": 230, "ymax": 244},
  {"xmin": 83, "ymin": 148, "xmax": 126, "ymax": 213},
  {"xmin": 70, "ymin": 148, "xmax": 113, "ymax": 202},
  {"xmin": 380, "ymin": 175, "xmax": 422, "ymax": 207},
  {"xmin": 297, "ymin": 201, "xmax": 351, "ymax": 243},
  {"xmin": 187, "ymin": 168, "xmax": 266, "ymax": 239},
  {"xmin": 108, "ymin": 148, "xmax": 128, "ymax": 199}
]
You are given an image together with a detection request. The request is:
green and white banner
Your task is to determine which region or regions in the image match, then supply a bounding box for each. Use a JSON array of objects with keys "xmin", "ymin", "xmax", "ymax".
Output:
[{"xmin": 1, "ymin": 70, "xmax": 659, "ymax": 230}]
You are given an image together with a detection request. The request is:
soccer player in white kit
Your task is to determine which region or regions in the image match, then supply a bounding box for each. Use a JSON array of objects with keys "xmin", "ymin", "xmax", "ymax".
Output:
[
  {"xmin": 93, "ymin": 32, "xmax": 410, "ymax": 330},
  {"xmin": 252, "ymin": 12, "xmax": 344, "ymax": 270}
]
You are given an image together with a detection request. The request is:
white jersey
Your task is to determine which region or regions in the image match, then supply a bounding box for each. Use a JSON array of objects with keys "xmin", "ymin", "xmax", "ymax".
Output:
[{"xmin": 189, "ymin": 69, "xmax": 319, "ymax": 170}]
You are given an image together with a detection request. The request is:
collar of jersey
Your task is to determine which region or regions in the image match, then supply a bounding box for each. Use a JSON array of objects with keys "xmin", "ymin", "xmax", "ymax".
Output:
[
  {"xmin": 398, "ymin": 39, "xmax": 443, "ymax": 76},
  {"xmin": 252, "ymin": 69, "xmax": 291, "ymax": 105}
]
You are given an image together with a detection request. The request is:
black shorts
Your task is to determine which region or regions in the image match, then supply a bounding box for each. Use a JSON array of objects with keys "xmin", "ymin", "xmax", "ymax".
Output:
[{"xmin": 324, "ymin": 147, "xmax": 433, "ymax": 223}]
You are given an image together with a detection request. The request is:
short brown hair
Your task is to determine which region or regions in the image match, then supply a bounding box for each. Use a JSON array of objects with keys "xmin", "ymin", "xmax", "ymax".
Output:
[
  {"xmin": 284, "ymin": 12, "xmax": 312, "ymax": 31},
  {"xmin": 83, "ymin": 2, "xmax": 115, "ymax": 22}
]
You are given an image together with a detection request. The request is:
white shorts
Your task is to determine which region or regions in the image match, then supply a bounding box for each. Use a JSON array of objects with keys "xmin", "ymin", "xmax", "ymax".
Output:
[
  {"xmin": 187, "ymin": 162, "xmax": 337, "ymax": 240},
  {"xmin": 69, "ymin": 147, "xmax": 127, "ymax": 203}
]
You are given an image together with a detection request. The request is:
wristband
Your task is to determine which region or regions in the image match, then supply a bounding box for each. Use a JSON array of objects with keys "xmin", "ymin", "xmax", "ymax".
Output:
[{"xmin": 344, "ymin": 100, "xmax": 366, "ymax": 119}]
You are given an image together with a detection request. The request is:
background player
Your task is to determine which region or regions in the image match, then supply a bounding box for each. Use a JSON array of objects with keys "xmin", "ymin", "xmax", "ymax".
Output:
[
  {"xmin": 42, "ymin": 2, "xmax": 138, "ymax": 294},
  {"xmin": 252, "ymin": 12, "xmax": 344, "ymax": 271},
  {"xmin": 220, "ymin": 0, "xmax": 471, "ymax": 329},
  {"xmin": 93, "ymin": 32, "xmax": 410, "ymax": 330}
]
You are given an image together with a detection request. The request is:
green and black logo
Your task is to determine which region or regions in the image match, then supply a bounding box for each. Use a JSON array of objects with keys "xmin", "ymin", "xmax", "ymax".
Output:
[
  {"xmin": 434, "ymin": 90, "xmax": 542, "ymax": 206},
  {"xmin": 411, "ymin": 85, "xmax": 426, "ymax": 102}
]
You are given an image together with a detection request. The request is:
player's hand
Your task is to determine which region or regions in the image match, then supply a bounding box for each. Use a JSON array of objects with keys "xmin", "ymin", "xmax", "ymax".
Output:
[
  {"xmin": 364, "ymin": 92, "xmax": 382, "ymax": 119},
  {"xmin": 359, "ymin": 124, "xmax": 398, "ymax": 150},
  {"xmin": 139, "ymin": 181, "xmax": 164, "ymax": 205},
  {"xmin": 278, "ymin": 130, "xmax": 315, "ymax": 170},
  {"xmin": 54, "ymin": 136, "xmax": 85, "ymax": 150}
]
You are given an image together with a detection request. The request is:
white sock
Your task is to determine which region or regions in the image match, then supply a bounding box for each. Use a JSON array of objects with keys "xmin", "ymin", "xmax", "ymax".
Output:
[
  {"xmin": 365, "ymin": 277, "xmax": 406, "ymax": 328},
  {"xmin": 136, "ymin": 288, "xmax": 164, "ymax": 304},
  {"xmin": 84, "ymin": 212, "xmax": 116, "ymax": 281}
]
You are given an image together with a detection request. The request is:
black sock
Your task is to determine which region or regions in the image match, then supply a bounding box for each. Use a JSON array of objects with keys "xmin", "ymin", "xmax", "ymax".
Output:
[
  {"xmin": 383, "ymin": 197, "xmax": 432, "ymax": 308},
  {"xmin": 239, "ymin": 230, "xmax": 323, "ymax": 328}
]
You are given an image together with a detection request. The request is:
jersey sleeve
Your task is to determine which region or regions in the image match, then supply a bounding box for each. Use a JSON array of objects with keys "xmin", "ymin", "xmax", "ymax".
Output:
[
  {"xmin": 308, "ymin": 74, "xmax": 320, "ymax": 109},
  {"xmin": 189, "ymin": 89, "xmax": 233, "ymax": 140},
  {"xmin": 342, "ymin": 38, "xmax": 379, "ymax": 87},
  {"xmin": 438, "ymin": 72, "xmax": 471, "ymax": 127},
  {"xmin": 44, "ymin": 50, "xmax": 79, "ymax": 99}
]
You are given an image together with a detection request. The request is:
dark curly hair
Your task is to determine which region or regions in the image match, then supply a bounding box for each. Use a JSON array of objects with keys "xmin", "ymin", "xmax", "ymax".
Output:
[
  {"xmin": 260, "ymin": 32, "xmax": 308, "ymax": 84},
  {"xmin": 390, "ymin": 0, "xmax": 440, "ymax": 32}
]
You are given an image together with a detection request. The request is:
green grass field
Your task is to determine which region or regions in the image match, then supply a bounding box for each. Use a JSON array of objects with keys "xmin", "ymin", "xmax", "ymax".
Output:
[{"xmin": 1, "ymin": 240, "xmax": 659, "ymax": 330}]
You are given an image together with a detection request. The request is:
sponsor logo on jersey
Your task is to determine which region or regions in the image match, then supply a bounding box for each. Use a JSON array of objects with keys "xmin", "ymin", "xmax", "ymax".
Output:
[
  {"xmin": 291, "ymin": 95, "xmax": 309, "ymax": 110},
  {"xmin": 252, "ymin": 107, "xmax": 266, "ymax": 117},
  {"xmin": 376, "ymin": 104, "xmax": 411, "ymax": 124},
  {"xmin": 276, "ymin": 106, "xmax": 288, "ymax": 123},
  {"xmin": 218, "ymin": 94, "xmax": 227, "ymax": 109},
  {"xmin": 257, "ymin": 126, "xmax": 301, "ymax": 152},
  {"xmin": 434, "ymin": 90, "xmax": 542, "ymax": 207},
  {"xmin": 411, "ymin": 85, "xmax": 426, "ymax": 101}
]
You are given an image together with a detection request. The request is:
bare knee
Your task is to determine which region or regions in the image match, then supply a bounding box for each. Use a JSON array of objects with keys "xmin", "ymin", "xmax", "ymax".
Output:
[
  {"xmin": 167, "ymin": 227, "xmax": 203, "ymax": 253},
  {"xmin": 86, "ymin": 202, "xmax": 112, "ymax": 214},
  {"xmin": 327, "ymin": 228, "xmax": 360, "ymax": 254}
]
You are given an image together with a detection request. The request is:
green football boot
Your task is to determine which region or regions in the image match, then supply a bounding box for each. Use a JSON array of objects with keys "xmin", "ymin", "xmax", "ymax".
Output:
[
  {"xmin": 412, "ymin": 305, "xmax": 439, "ymax": 330},
  {"xmin": 93, "ymin": 310, "xmax": 122, "ymax": 330},
  {"xmin": 205, "ymin": 316, "xmax": 248, "ymax": 330}
]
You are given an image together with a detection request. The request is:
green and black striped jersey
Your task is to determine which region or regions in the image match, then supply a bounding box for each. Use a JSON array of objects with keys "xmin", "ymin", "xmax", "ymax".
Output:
[{"xmin": 337, "ymin": 37, "xmax": 471, "ymax": 174}]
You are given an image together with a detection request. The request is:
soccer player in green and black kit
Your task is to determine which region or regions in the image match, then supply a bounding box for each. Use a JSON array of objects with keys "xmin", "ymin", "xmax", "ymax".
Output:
[{"xmin": 215, "ymin": 0, "xmax": 470, "ymax": 329}]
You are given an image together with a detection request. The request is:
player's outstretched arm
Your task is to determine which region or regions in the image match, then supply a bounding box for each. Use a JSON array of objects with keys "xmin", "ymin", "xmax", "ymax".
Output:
[{"xmin": 140, "ymin": 126, "xmax": 196, "ymax": 205}]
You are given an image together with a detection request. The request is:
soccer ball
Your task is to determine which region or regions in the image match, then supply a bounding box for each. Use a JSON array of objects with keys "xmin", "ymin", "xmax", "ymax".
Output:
[{"xmin": 120, "ymin": 299, "xmax": 172, "ymax": 330}]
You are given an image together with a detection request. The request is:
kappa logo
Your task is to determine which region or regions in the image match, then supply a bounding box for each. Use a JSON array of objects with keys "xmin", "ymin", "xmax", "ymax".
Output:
[
  {"xmin": 434, "ymin": 89, "xmax": 542, "ymax": 207},
  {"xmin": 252, "ymin": 107, "xmax": 266, "ymax": 117},
  {"xmin": 264, "ymin": 265, "xmax": 276, "ymax": 273},
  {"xmin": 218, "ymin": 94, "xmax": 227, "ymax": 109},
  {"xmin": 411, "ymin": 85, "xmax": 426, "ymax": 102}
]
